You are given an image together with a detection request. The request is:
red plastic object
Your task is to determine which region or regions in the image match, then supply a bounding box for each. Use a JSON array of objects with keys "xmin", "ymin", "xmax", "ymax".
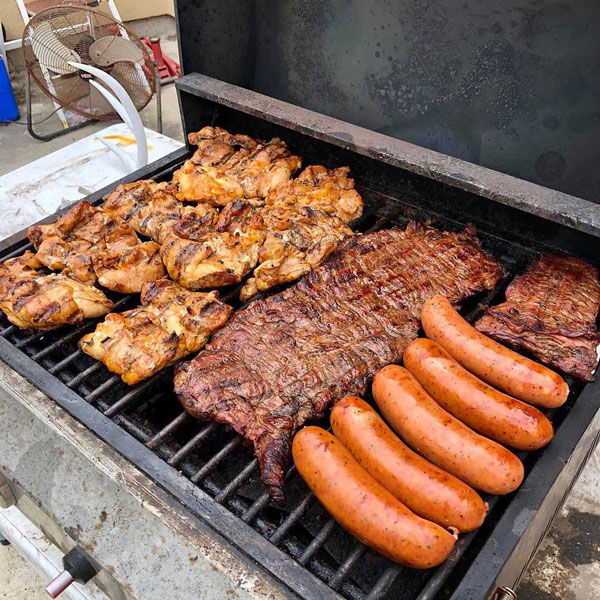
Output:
[
  {"xmin": 45, "ymin": 570, "xmax": 74, "ymax": 598},
  {"xmin": 142, "ymin": 36, "xmax": 180, "ymax": 81}
]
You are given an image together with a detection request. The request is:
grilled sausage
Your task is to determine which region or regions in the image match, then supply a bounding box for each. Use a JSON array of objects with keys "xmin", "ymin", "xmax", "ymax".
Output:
[
  {"xmin": 372, "ymin": 366, "xmax": 524, "ymax": 494},
  {"xmin": 292, "ymin": 426, "xmax": 457, "ymax": 568},
  {"xmin": 331, "ymin": 396, "xmax": 487, "ymax": 531},
  {"xmin": 421, "ymin": 295, "xmax": 569, "ymax": 408},
  {"xmin": 404, "ymin": 339, "xmax": 554, "ymax": 451}
]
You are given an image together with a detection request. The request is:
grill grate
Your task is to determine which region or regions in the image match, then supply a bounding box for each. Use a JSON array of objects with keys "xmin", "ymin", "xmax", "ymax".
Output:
[{"xmin": 0, "ymin": 158, "xmax": 591, "ymax": 600}]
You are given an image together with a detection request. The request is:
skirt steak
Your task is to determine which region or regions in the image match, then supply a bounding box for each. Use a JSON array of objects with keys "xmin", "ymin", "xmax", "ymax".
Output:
[{"xmin": 175, "ymin": 222, "xmax": 504, "ymax": 501}]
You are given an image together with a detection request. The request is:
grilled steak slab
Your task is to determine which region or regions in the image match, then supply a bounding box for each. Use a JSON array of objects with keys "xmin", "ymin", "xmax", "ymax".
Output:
[
  {"xmin": 476, "ymin": 253, "xmax": 600, "ymax": 381},
  {"xmin": 175, "ymin": 222, "xmax": 504, "ymax": 501}
]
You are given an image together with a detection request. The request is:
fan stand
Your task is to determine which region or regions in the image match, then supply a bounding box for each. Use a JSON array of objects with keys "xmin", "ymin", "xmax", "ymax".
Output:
[{"xmin": 68, "ymin": 61, "xmax": 148, "ymax": 171}]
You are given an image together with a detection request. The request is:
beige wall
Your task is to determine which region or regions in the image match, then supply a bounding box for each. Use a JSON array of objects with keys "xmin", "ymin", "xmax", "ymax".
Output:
[{"xmin": 0, "ymin": 0, "xmax": 174, "ymax": 42}]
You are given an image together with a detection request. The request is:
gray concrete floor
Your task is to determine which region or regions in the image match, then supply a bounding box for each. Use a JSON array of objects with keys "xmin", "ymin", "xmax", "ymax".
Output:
[
  {"xmin": 1, "ymin": 14, "xmax": 599, "ymax": 600},
  {"xmin": 0, "ymin": 544, "xmax": 48, "ymax": 600}
]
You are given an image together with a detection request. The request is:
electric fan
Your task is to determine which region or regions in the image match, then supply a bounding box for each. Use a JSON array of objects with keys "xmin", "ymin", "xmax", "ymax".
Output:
[{"xmin": 22, "ymin": 5, "xmax": 159, "ymax": 168}]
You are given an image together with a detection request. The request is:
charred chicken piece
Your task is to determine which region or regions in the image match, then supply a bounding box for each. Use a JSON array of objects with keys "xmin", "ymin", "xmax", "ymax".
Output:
[
  {"xmin": 80, "ymin": 279, "xmax": 232, "ymax": 384},
  {"xmin": 264, "ymin": 165, "xmax": 364, "ymax": 223},
  {"xmin": 27, "ymin": 201, "xmax": 165, "ymax": 293},
  {"xmin": 103, "ymin": 180, "xmax": 218, "ymax": 244},
  {"xmin": 240, "ymin": 206, "xmax": 353, "ymax": 301},
  {"xmin": 161, "ymin": 201, "xmax": 266, "ymax": 289},
  {"xmin": 171, "ymin": 127, "xmax": 301, "ymax": 205},
  {"xmin": 0, "ymin": 251, "xmax": 113, "ymax": 330}
]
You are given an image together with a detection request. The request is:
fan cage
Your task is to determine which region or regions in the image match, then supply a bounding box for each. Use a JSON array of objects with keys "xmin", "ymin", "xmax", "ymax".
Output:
[{"xmin": 22, "ymin": 5, "xmax": 156, "ymax": 122}]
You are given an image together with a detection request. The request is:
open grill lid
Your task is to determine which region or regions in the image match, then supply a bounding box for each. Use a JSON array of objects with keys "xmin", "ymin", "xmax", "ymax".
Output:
[{"xmin": 174, "ymin": 0, "xmax": 600, "ymax": 204}]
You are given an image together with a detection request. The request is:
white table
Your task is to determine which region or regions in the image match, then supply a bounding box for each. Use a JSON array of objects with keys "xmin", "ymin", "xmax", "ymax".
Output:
[{"xmin": 0, "ymin": 123, "xmax": 183, "ymax": 239}]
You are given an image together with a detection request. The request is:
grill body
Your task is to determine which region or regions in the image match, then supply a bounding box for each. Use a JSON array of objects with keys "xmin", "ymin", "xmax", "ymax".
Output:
[{"xmin": 0, "ymin": 74, "xmax": 599, "ymax": 600}]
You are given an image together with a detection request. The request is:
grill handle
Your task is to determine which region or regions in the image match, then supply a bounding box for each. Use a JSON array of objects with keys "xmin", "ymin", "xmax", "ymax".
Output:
[{"xmin": 45, "ymin": 546, "xmax": 99, "ymax": 599}]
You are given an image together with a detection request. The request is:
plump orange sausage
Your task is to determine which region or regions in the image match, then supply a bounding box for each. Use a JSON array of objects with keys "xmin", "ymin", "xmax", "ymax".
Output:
[
  {"xmin": 292, "ymin": 426, "xmax": 457, "ymax": 568},
  {"xmin": 404, "ymin": 339, "xmax": 554, "ymax": 451},
  {"xmin": 421, "ymin": 295, "xmax": 569, "ymax": 408},
  {"xmin": 372, "ymin": 366, "xmax": 524, "ymax": 495},
  {"xmin": 331, "ymin": 396, "xmax": 487, "ymax": 532}
]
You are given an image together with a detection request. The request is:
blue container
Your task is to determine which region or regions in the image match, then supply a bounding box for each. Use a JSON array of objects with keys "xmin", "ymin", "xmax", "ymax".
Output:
[{"xmin": 0, "ymin": 55, "xmax": 19, "ymax": 123}]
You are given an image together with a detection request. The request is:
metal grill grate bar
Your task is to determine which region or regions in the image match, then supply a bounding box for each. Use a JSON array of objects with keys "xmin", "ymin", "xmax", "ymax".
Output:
[
  {"xmin": 297, "ymin": 518, "xmax": 336, "ymax": 565},
  {"xmin": 366, "ymin": 565, "xmax": 402, "ymax": 600},
  {"xmin": 103, "ymin": 374, "xmax": 166, "ymax": 417},
  {"xmin": 146, "ymin": 412, "xmax": 189, "ymax": 448},
  {"xmin": 215, "ymin": 458, "xmax": 259, "ymax": 503},
  {"xmin": 84, "ymin": 375, "xmax": 121, "ymax": 403},
  {"xmin": 269, "ymin": 493, "xmax": 316, "ymax": 545},
  {"xmin": 48, "ymin": 349, "xmax": 84, "ymax": 374},
  {"xmin": 328, "ymin": 542, "xmax": 368, "ymax": 590},
  {"xmin": 67, "ymin": 363, "xmax": 104, "ymax": 387},
  {"xmin": 191, "ymin": 436, "xmax": 242, "ymax": 483},
  {"xmin": 168, "ymin": 423, "xmax": 216, "ymax": 466}
]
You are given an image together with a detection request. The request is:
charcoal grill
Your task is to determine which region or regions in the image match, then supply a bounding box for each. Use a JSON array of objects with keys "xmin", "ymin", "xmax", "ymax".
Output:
[{"xmin": 1, "ymin": 73, "xmax": 599, "ymax": 600}]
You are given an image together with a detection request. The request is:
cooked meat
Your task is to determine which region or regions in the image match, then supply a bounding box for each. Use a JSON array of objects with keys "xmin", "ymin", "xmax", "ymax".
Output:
[
  {"xmin": 0, "ymin": 251, "xmax": 113, "ymax": 330},
  {"xmin": 264, "ymin": 165, "xmax": 363, "ymax": 223},
  {"xmin": 80, "ymin": 279, "xmax": 232, "ymax": 384},
  {"xmin": 27, "ymin": 201, "xmax": 165, "ymax": 292},
  {"xmin": 161, "ymin": 201, "xmax": 266, "ymax": 289},
  {"xmin": 103, "ymin": 180, "xmax": 218, "ymax": 244},
  {"xmin": 476, "ymin": 253, "xmax": 600, "ymax": 381},
  {"xmin": 240, "ymin": 206, "xmax": 353, "ymax": 301},
  {"xmin": 92, "ymin": 241, "xmax": 165, "ymax": 294},
  {"xmin": 171, "ymin": 127, "xmax": 301, "ymax": 205},
  {"xmin": 175, "ymin": 222, "xmax": 504, "ymax": 502}
]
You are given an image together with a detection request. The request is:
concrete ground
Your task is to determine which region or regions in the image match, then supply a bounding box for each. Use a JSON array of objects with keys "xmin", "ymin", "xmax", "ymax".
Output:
[
  {"xmin": 0, "ymin": 544, "xmax": 48, "ymax": 600},
  {"xmin": 1, "ymin": 14, "xmax": 599, "ymax": 600}
]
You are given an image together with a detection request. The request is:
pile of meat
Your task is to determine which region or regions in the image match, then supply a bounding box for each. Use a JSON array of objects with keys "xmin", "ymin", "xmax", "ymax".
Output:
[{"xmin": 175, "ymin": 222, "xmax": 505, "ymax": 502}]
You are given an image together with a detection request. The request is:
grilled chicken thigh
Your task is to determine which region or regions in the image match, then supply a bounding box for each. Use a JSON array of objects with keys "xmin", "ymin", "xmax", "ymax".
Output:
[
  {"xmin": 103, "ymin": 180, "xmax": 218, "ymax": 244},
  {"xmin": 0, "ymin": 251, "xmax": 113, "ymax": 330},
  {"xmin": 264, "ymin": 165, "xmax": 363, "ymax": 223},
  {"xmin": 240, "ymin": 206, "xmax": 353, "ymax": 301},
  {"xmin": 28, "ymin": 201, "xmax": 165, "ymax": 293},
  {"xmin": 161, "ymin": 201, "xmax": 266, "ymax": 289},
  {"xmin": 171, "ymin": 127, "xmax": 301, "ymax": 205},
  {"xmin": 80, "ymin": 279, "xmax": 232, "ymax": 384}
]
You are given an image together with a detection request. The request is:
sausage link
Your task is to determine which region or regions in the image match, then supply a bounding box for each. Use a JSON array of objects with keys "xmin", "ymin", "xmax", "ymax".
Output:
[
  {"xmin": 292, "ymin": 426, "xmax": 457, "ymax": 568},
  {"xmin": 404, "ymin": 339, "xmax": 554, "ymax": 451},
  {"xmin": 372, "ymin": 366, "xmax": 524, "ymax": 495},
  {"xmin": 422, "ymin": 295, "xmax": 569, "ymax": 408},
  {"xmin": 331, "ymin": 396, "xmax": 487, "ymax": 531}
]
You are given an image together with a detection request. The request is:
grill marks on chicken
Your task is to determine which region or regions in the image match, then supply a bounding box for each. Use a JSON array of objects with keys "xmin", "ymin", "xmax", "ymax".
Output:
[
  {"xmin": 174, "ymin": 223, "xmax": 504, "ymax": 502},
  {"xmin": 28, "ymin": 202, "xmax": 165, "ymax": 293},
  {"xmin": 476, "ymin": 254, "xmax": 600, "ymax": 381},
  {"xmin": 161, "ymin": 201, "xmax": 266, "ymax": 289},
  {"xmin": 102, "ymin": 180, "xmax": 218, "ymax": 244},
  {"xmin": 0, "ymin": 251, "xmax": 113, "ymax": 330},
  {"xmin": 80, "ymin": 279, "xmax": 232, "ymax": 385},
  {"xmin": 172, "ymin": 126, "xmax": 302, "ymax": 205},
  {"xmin": 237, "ymin": 166, "xmax": 362, "ymax": 300},
  {"xmin": 239, "ymin": 206, "xmax": 353, "ymax": 301},
  {"xmin": 162, "ymin": 162, "xmax": 364, "ymax": 296},
  {"xmin": 264, "ymin": 165, "xmax": 363, "ymax": 223}
]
